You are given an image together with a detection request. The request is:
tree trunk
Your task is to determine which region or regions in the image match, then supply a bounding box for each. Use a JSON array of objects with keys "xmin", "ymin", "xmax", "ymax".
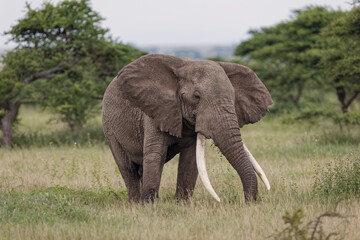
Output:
[
  {"xmin": 1, "ymin": 102, "xmax": 21, "ymax": 148},
  {"xmin": 341, "ymin": 105, "xmax": 348, "ymax": 114},
  {"xmin": 333, "ymin": 76, "xmax": 360, "ymax": 114},
  {"xmin": 294, "ymin": 81, "xmax": 305, "ymax": 105},
  {"xmin": 342, "ymin": 91, "xmax": 359, "ymax": 114},
  {"xmin": 336, "ymin": 85, "xmax": 347, "ymax": 113},
  {"xmin": 67, "ymin": 119, "xmax": 75, "ymax": 132},
  {"xmin": 290, "ymin": 81, "xmax": 305, "ymax": 105},
  {"xmin": 336, "ymin": 85, "xmax": 359, "ymax": 114}
]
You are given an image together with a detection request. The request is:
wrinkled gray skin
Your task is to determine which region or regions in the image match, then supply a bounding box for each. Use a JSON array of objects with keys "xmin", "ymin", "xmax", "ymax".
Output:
[{"xmin": 102, "ymin": 54, "xmax": 272, "ymax": 203}]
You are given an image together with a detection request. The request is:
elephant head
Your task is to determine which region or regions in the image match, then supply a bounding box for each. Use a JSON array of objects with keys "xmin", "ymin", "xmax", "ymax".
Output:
[{"xmin": 118, "ymin": 54, "xmax": 272, "ymax": 202}]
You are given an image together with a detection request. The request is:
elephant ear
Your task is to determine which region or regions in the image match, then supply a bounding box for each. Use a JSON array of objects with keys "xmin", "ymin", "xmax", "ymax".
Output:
[
  {"xmin": 218, "ymin": 62, "xmax": 273, "ymax": 127},
  {"xmin": 117, "ymin": 54, "xmax": 185, "ymax": 137}
]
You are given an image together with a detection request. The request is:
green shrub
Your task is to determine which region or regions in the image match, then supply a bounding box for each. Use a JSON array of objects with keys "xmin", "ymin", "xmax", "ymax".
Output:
[
  {"xmin": 0, "ymin": 186, "xmax": 128, "ymax": 224},
  {"xmin": 289, "ymin": 106, "xmax": 360, "ymax": 129},
  {"xmin": 313, "ymin": 155, "xmax": 360, "ymax": 200}
]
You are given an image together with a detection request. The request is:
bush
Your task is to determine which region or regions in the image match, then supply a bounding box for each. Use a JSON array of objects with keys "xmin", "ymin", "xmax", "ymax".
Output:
[
  {"xmin": 290, "ymin": 106, "xmax": 360, "ymax": 129},
  {"xmin": 269, "ymin": 209, "xmax": 349, "ymax": 240},
  {"xmin": 313, "ymin": 154, "xmax": 360, "ymax": 200}
]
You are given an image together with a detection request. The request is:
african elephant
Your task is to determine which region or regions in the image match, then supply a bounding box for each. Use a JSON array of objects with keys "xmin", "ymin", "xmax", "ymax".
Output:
[{"xmin": 102, "ymin": 54, "xmax": 272, "ymax": 203}]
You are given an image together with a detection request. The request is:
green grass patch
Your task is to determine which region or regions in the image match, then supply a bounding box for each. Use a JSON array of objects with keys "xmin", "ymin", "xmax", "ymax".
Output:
[
  {"xmin": 0, "ymin": 186, "xmax": 127, "ymax": 224},
  {"xmin": 7, "ymin": 105, "xmax": 106, "ymax": 148},
  {"xmin": 12, "ymin": 125, "xmax": 106, "ymax": 148},
  {"xmin": 317, "ymin": 130, "xmax": 360, "ymax": 146}
]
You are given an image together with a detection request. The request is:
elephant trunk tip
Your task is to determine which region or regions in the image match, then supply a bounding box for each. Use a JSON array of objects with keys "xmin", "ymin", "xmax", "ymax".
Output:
[{"xmin": 242, "ymin": 143, "xmax": 270, "ymax": 191}]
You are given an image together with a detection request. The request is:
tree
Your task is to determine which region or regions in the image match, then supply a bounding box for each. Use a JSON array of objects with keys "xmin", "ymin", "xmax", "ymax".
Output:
[
  {"xmin": 0, "ymin": 48, "xmax": 62, "ymax": 147},
  {"xmin": 33, "ymin": 39, "xmax": 145, "ymax": 130},
  {"xmin": 319, "ymin": 6, "xmax": 360, "ymax": 113},
  {"xmin": 234, "ymin": 7, "xmax": 344, "ymax": 106},
  {"xmin": 0, "ymin": 0, "xmax": 145, "ymax": 148}
]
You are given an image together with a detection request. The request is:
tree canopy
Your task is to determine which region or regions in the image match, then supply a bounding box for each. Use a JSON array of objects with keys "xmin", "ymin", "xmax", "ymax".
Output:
[
  {"xmin": 319, "ymin": 6, "xmax": 360, "ymax": 113},
  {"xmin": 234, "ymin": 4, "xmax": 360, "ymax": 127},
  {"xmin": 0, "ymin": 0, "xmax": 145, "ymax": 147},
  {"xmin": 234, "ymin": 6, "xmax": 344, "ymax": 106}
]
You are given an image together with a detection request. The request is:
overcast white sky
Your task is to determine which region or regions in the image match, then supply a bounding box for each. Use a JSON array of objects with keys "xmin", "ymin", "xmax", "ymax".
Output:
[{"xmin": 0, "ymin": 0, "xmax": 353, "ymax": 48}]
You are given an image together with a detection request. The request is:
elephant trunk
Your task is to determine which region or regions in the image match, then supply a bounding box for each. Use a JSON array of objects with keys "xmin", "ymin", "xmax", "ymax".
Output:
[
  {"xmin": 196, "ymin": 100, "xmax": 269, "ymax": 202},
  {"xmin": 213, "ymin": 120, "xmax": 258, "ymax": 202},
  {"xmin": 196, "ymin": 131, "xmax": 271, "ymax": 202},
  {"xmin": 243, "ymin": 143, "xmax": 271, "ymax": 191}
]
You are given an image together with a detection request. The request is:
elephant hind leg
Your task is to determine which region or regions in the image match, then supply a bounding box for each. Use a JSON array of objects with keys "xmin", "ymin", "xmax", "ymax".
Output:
[{"xmin": 107, "ymin": 135, "xmax": 141, "ymax": 202}]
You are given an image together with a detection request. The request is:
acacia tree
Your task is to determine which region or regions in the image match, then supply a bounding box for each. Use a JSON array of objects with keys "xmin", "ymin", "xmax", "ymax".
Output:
[
  {"xmin": 0, "ymin": 47, "xmax": 63, "ymax": 147},
  {"xmin": 319, "ymin": 6, "xmax": 360, "ymax": 113},
  {"xmin": 0, "ymin": 0, "xmax": 144, "ymax": 147},
  {"xmin": 234, "ymin": 7, "xmax": 343, "ymax": 106},
  {"xmin": 33, "ymin": 38, "xmax": 144, "ymax": 130}
]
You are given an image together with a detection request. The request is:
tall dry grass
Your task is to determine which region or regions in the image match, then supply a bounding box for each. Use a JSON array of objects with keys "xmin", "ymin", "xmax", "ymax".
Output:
[{"xmin": 0, "ymin": 105, "xmax": 359, "ymax": 239}]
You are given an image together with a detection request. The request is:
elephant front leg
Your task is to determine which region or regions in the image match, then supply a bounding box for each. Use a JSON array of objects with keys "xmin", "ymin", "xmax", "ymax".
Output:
[
  {"xmin": 141, "ymin": 117, "xmax": 168, "ymax": 203},
  {"xmin": 175, "ymin": 141, "xmax": 198, "ymax": 200},
  {"xmin": 141, "ymin": 151, "xmax": 166, "ymax": 203}
]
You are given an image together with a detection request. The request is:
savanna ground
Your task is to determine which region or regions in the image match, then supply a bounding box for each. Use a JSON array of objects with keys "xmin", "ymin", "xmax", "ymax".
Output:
[{"xmin": 0, "ymin": 105, "xmax": 359, "ymax": 239}]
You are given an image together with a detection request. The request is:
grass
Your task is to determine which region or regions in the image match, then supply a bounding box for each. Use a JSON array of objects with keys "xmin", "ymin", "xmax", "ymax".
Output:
[
  {"xmin": 0, "ymin": 105, "xmax": 359, "ymax": 239},
  {"xmin": 11, "ymin": 105, "xmax": 105, "ymax": 148}
]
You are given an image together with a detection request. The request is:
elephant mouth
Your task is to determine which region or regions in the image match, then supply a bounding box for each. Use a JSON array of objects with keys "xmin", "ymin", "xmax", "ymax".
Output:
[
  {"xmin": 197, "ymin": 131, "xmax": 211, "ymax": 139},
  {"xmin": 182, "ymin": 119, "xmax": 195, "ymax": 130}
]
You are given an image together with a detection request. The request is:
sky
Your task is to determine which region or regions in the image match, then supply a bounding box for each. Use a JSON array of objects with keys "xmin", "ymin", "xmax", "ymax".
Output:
[{"xmin": 0, "ymin": 0, "xmax": 353, "ymax": 49}]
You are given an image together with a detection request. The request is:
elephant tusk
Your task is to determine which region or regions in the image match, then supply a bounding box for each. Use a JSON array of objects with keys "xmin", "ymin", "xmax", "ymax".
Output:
[
  {"xmin": 243, "ymin": 143, "xmax": 271, "ymax": 191},
  {"xmin": 196, "ymin": 133, "xmax": 221, "ymax": 202}
]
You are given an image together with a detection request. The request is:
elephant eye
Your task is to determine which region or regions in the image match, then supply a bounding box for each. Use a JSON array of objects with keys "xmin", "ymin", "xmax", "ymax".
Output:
[{"xmin": 193, "ymin": 91, "xmax": 200, "ymax": 100}]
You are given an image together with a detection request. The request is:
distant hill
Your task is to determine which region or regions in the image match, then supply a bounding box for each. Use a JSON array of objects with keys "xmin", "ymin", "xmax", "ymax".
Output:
[
  {"xmin": 0, "ymin": 45, "xmax": 237, "ymax": 62},
  {"xmin": 139, "ymin": 45, "xmax": 236, "ymax": 60}
]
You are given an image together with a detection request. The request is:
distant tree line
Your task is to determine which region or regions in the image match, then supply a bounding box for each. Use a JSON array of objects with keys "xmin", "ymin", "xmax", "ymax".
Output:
[{"xmin": 0, "ymin": 0, "xmax": 145, "ymax": 148}]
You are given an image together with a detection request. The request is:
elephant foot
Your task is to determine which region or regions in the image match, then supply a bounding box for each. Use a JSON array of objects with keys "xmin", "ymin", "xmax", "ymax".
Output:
[
  {"xmin": 128, "ymin": 193, "xmax": 141, "ymax": 203},
  {"xmin": 141, "ymin": 189, "xmax": 159, "ymax": 203},
  {"xmin": 175, "ymin": 188, "xmax": 193, "ymax": 201}
]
